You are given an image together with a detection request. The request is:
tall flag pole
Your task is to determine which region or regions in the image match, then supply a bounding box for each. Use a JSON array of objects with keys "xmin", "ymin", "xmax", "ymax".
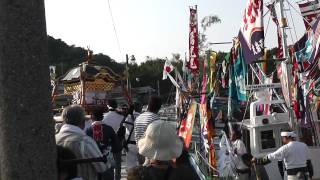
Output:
[{"xmin": 238, "ymin": 0, "xmax": 264, "ymax": 64}]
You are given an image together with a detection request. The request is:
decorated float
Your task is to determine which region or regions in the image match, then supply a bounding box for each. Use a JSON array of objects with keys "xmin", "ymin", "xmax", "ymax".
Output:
[{"xmin": 52, "ymin": 50, "xmax": 127, "ymax": 113}]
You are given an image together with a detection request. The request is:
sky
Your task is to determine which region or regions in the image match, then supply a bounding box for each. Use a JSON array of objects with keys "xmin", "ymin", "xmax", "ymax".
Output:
[{"xmin": 44, "ymin": 0, "xmax": 306, "ymax": 64}]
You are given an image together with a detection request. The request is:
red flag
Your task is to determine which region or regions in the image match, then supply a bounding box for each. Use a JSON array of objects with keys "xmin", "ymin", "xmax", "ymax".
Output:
[
  {"xmin": 298, "ymin": 0, "xmax": 320, "ymax": 29},
  {"xmin": 178, "ymin": 101, "xmax": 197, "ymax": 148},
  {"xmin": 188, "ymin": 7, "xmax": 199, "ymax": 72}
]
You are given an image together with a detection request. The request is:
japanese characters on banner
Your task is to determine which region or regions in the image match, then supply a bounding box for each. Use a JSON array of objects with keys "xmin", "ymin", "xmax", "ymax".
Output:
[
  {"xmin": 199, "ymin": 103, "xmax": 216, "ymax": 168},
  {"xmin": 188, "ymin": 7, "xmax": 199, "ymax": 72},
  {"xmin": 238, "ymin": 0, "xmax": 264, "ymax": 64},
  {"xmin": 298, "ymin": 0, "xmax": 320, "ymax": 29},
  {"xmin": 178, "ymin": 101, "xmax": 197, "ymax": 148}
]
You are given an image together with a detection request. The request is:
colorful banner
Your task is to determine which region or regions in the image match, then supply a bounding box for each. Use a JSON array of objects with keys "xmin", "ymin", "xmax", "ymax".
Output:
[
  {"xmin": 229, "ymin": 42, "xmax": 247, "ymax": 102},
  {"xmin": 208, "ymin": 51, "xmax": 217, "ymax": 95},
  {"xmin": 294, "ymin": 17, "xmax": 320, "ymax": 79},
  {"xmin": 188, "ymin": 7, "xmax": 199, "ymax": 72},
  {"xmin": 298, "ymin": 0, "xmax": 320, "ymax": 29},
  {"xmin": 238, "ymin": 0, "xmax": 264, "ymax": 64},
  {"xmin": 178, "ymin": 101, "xmax": 197, "ymax": 148},
  {"xmin": 199, "ymin": 103, "xmax": 216, "ymax": 168}
]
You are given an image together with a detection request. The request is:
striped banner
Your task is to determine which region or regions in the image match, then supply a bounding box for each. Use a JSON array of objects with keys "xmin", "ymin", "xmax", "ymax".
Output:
[{"xmin": 298, "ymin": 0, "xmax": 320, "ymax": 29}]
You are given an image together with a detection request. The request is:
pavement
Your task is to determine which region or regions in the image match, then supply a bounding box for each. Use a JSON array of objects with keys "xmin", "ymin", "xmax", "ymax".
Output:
[{"xmin": 120, "ymin": 154, "xmax": 127, "ymax": 180}]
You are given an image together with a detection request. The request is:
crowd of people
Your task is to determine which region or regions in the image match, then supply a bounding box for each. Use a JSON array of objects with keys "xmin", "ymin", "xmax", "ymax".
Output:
[
  {"xmin": 55, "ymin": 94, "xmax": 315, "ymax": 180},
  {"xmin": 55, "ymin": 96, "xmax": 199, "ymax": 180}
]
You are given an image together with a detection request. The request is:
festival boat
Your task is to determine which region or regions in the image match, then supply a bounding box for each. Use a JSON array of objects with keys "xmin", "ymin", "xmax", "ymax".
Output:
[{"xmin": 164, "ymin": 0, "xmax": 320, "ymax": 179}]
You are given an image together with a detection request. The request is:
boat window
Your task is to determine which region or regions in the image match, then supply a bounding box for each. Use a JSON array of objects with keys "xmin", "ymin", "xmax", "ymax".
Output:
[{"xmin": 261, "ymin": 130, "xmax": 276, "ymax": 149}]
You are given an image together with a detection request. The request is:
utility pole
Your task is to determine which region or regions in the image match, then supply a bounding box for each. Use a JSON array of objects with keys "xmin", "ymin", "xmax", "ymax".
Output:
[
  {"xmin": 0, "ymin": 1, "xmax": 57, "ymax": 179},
  {"xmin": 126, "ymin": 54, "xmax": 130, "ymax": 97}
]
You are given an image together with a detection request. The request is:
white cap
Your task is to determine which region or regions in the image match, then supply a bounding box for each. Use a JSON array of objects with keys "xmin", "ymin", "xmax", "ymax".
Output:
[{"xmin": 280, "ymin": 131, "xmax": 297, "ymax": 138}]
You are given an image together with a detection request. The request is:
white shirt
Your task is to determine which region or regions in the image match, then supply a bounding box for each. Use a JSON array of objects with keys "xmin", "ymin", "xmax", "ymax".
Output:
[
  {"xmin": 102, "ymin": 111, "xmax": 124, "ymax": 132},
  {"xmin": 232, "ymin": 139, "xmax": 248, "ymax": 170},
  {"xmin": 267, "ymin": 141, "xmax": 310, "ymax": 169},
  {"xmin": 56, "ymin": 124, "xmax": 106, "ymax": 180}
]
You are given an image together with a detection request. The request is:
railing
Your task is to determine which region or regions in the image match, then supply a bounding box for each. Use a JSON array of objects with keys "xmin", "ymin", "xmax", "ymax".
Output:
[{"xmin": 190, "ymin": 137, "xmax": 219, "ymax": 179}]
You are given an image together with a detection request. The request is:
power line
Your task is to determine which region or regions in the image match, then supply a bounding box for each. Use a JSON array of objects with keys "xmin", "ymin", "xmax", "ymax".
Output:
[{"xmin": 107, "ymin": 0, "xmax": 123, "ymax": 62}]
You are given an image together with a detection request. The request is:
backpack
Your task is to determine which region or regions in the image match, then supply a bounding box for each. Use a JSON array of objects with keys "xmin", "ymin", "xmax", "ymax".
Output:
[{"xmin": 92, "ymin": 123, "xmax": 115, "ymax": 168}]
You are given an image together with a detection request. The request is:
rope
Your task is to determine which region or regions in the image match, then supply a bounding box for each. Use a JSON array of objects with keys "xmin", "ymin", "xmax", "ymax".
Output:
[
  {"xmin": 106, "ymin": 0, "xmax": 123, "ymax": 62},
  {"xmin": 288, "ymin": 2, "xmax": 299, "ymax": 41},
  {"xmin": 241, "ymin": 91, "xmax": 253, "ymax": 124},
  {"xmin": 264, "ymin": 12, "xmax": 272, "ymax": 38},
  {"xmin": 285, "ymin": 0, "xmax": 314, "ymax": 28}
]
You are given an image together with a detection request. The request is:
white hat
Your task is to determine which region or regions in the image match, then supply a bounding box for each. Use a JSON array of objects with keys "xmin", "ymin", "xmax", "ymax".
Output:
[
  {"xmin": 280, "ymin": 131, "xmax": 297, "ymax": 138},
  {"xmin": 138, "ymin": 120, "xmax": 183, "ymax": 161}
]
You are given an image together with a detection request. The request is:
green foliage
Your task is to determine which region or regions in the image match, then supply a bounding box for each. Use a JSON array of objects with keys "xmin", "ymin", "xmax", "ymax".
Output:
[
  {"xmin": 199, "ymin": 15, "xmax": 221, "ymax": 51},
  {"xmin": 47, "ymin": 36, "xmax": 124, "ymax": 77},
  {"xmin": 48, "ymin": 36, "xmax": 177, "ymax": 102},
  {"xmin": 201, "ymin": 15, "xmax": 221, "ymax": 31}
]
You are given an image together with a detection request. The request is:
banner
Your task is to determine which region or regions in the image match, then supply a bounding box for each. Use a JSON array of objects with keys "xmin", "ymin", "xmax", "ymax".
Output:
[
  {"xmin": 294, "ymin": 17, "xmax": 320, "ymax": 79},
  {"xmin": 277, "ymin": 64, "xmax": 291, "ymax": 106},
  {"xmin": 199, "ymin": 103, "xmax": 216, "ymax": 168},
  {"xmin": 178, "ymin": 101, "xmax": 197, "ymax": 148},
  {"xmin": 238, "ymin": 0, "xmax": 264, "ymax": 64},
  {"xmin": 188, "ymin": 7, "xmax": 199, "ymax": 72},
  {"xmin": 208, "ymin": 51, "xmax": 217, "ymax": 95},
  {"xmin": 229, "ymin": 42, "xmax": 247, "ymax": 102},
  {"xmin": 298, "ymin": 0, "xmax": 320, "ymax": 29}
]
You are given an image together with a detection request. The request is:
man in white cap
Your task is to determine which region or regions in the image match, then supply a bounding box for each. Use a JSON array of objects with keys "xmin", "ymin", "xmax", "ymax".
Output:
[{"xmin": 252, "ymin": 131, "xmax": 313, "ymax": 180}]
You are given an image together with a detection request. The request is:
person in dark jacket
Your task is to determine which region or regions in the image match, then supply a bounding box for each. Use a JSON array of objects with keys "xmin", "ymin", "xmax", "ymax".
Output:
[
  {"xmin": 86, "ymin": 107, "xmax": 122, "ymax": 180},
  {"xmin": 127, "ymin": 120, "xmax": 200, "ymax": 180}
]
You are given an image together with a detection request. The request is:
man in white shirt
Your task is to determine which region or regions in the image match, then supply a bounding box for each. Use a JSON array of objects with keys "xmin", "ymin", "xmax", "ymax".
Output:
[
  {"xmin": 102, "ymin": 99, "xmax": 124, "ymax": 132},
  {"xmin": 56, "ymin": 105, "xmax": 106, "ymax": 180},
  {"xmin": 101, "ymin": 99, "xmax": 124, "ymax": 180},
  {"xmin": 229, "ymin": 126, "xmax": 249, "ymax": 180},
  {"xmin": 124, "ymin": 102, "xmax": 142, "ymax": 170},
  {"xmin": 253, "ymin": 131, "xmax": 314, "ymax": 180}
]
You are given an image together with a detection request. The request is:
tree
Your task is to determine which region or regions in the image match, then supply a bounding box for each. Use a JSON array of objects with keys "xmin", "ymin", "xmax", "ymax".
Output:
[{"xmin": 199, "ymin": 15, "xmax": 221, "ymax": 52}]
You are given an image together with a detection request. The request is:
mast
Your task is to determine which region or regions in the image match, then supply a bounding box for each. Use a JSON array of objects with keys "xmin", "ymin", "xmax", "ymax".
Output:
[{"xmin": 278, "ymin": 0, "xmax": 296, "ymax": 130}]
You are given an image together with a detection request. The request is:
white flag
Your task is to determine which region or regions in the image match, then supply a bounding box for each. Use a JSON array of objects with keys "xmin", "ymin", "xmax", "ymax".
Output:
[{"xmin": 162, "ymin": 59, "xmax": 174, "ymax": 80}]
